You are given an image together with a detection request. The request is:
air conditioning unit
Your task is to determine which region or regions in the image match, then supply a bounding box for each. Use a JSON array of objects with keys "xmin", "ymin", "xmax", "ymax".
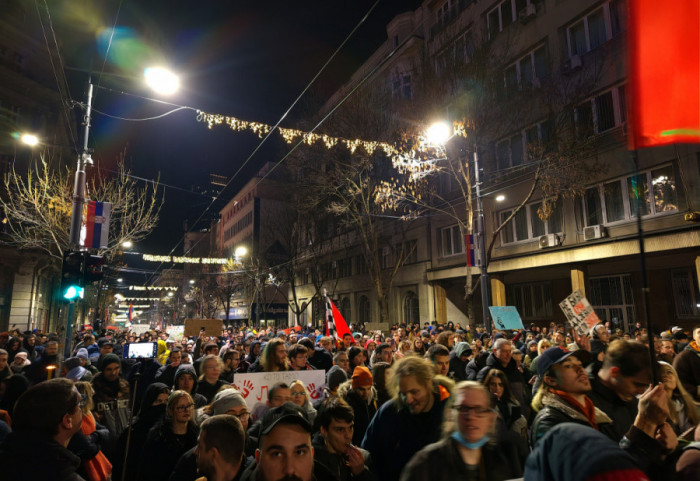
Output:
[
  {"xmin": 519, "ymin": 3, "xmax": 536, "ymax": 23},
  {"xmin": 538, "ymin": 233, "xmax": 560, "ymax": 248},
  {"xmin": 583, "ymin": 224, "xmax": 606, "ymax": 241}
]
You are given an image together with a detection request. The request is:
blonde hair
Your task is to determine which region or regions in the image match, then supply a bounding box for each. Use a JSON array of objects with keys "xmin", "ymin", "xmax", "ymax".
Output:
[
  {"xmin": 659, "ymin": 362, "xmax": 699, "ymax": 427},
  {"xmin": 167, "ymin": 390, "xmax": 194, "ymax": 420},
  {"xmin": 290, "ymin": 380, "xmax": 309, "ymax": 404},
  {"xmin": 388, "ymin": 355, "xmax": 435, "ymax": 403},
  {"xmin": 74, "ymin": 381, "xmax": 94, "ymax": 414},
  {"xmin": 442, "ymin": 381, "xmax": 494, "ymax": 438},
  {"xmin": 537, "ymin": 339, "xmax": 551, "ymax": 355},
  {"xmin": 199, "ymin": 354, "xmax": 224, "ymax": 381}
]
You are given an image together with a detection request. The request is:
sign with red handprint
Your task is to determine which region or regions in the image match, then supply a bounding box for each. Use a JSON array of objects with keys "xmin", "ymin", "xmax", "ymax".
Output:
[
  {"xmin": 559, "ymin": 289, "xmax": 601, "ymax": 336},
  {"xmin": 233, "ymin": 370, "xmax": 326, "ymax": 410}
]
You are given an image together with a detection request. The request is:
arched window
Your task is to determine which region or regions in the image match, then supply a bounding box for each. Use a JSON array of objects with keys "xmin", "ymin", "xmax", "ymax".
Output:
[
  {"xmin": 358, "ymin": 295, "xmax": 370, "ymax": 325},
  {"xmin": 341, "ymin": 297, "xmax": 351, "ymax": 324},
  {"xmin": 403, "ymin": 291, "xmax": 419, "ymax": 324}
]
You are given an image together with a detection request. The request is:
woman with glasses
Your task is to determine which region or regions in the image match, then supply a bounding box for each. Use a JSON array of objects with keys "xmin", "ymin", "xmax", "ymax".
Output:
[
  {"xmin": 290, "ymin": 379, "xmax": 317, "ymax": 424},
  {"xmin": 137, "ymin": 390, "xmax": 199, "ymax": 481},
  {"xmin": 400, "ymin": 381, "xmax": 523, "ymax": 481},
  {"xmin": 67, "ymin": 382, "xmax": 112, "ymax": 481}
]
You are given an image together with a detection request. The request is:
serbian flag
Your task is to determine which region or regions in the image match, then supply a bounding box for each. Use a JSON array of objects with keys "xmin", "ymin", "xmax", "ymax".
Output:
[
  {"xmin": 465, "ymin": 234, "xmax": 476, "ymax": 267},
  {"xmin": 628, "ymin": 1, "xmax": 700, "ymax": 149},
  {"xmin": 128, "ymin": 303, "xmax": 134, "ymax": 324},
  {"xmin": 83, "ymin": 201, "xmax": 112, "ymax": 249}
]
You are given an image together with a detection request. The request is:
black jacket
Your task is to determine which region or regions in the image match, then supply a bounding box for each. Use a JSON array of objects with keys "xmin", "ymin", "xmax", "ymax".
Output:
[
  {"xmin": 587, "ymin": 375, "xmax": 638, "ymax": 441},
  {"xmin": 466, "ymin": 351, "xmax": 489, "ymax": 380},
  {"xmin": 476, "ymin": 353, "xmax": 531, "ymax": 419},
  {"xmin": 0, "ymin": 430, "xmax": 85, "ymax": 481},
  {"xmin": 312, "ymin": 433, "xmax": 375, "ymax": 481},
  {"xmin": 339, "ymin": 381, "xmax": 378, "ymax": 446},
  {"xmin": 400, "ymin": 436, "xmax": 523, "ymax": 481},
  {"xmin": 137, "ymin": 420, "xmax": 199, "ymax": 481},
  {"xmin": 308, "ymin": 347, "xmax": 333, "ymax": 372}
]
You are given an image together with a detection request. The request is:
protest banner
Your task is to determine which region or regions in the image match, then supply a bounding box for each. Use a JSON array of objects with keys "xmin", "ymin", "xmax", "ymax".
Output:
[
  {"xmin": 233, "ymin": 370, "xmax": 325, "ymax": 411},
  {"xmin": 559, "ymin": 290, "xmax": 601, "ymax": 335},
  {"xmin": 129, "ymin": 324, "xmax": 151, "ymax": 336},
  {"xmin": 166, "ymin": 325, "xmax": 185, "ymax": 341},
  {"xmin": 184, "ymin": 319, "xmax": 223, "ymax": 337},
  {"xmin": 488, "ymin": 306, "xmax": 524, "ymax": 330}
]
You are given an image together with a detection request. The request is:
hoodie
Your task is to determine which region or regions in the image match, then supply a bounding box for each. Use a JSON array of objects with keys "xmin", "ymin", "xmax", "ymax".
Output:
[{"xmin": 448, "ymin": 342, "xmax": 472, "ymax": 382}]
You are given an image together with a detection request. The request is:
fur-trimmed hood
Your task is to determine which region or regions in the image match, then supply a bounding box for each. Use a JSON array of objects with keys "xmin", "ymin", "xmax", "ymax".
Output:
[{"xmin": 337, "ymin": 379, "xmax": 377, "ymax": 403}]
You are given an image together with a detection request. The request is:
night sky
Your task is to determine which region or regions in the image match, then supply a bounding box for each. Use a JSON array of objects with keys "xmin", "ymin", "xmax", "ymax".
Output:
[{"xmin": 53, "ymin": 0, "xmax": 423, "ymax": 257}]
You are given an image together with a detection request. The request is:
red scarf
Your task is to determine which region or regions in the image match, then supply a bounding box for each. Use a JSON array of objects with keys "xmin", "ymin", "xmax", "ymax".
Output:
[
  {"xmin": 551, "ymin": 388, "xmax": 598, "ymax": 429},
  {"xmin": 81, "ymin": 413, "xmax": 112, "ymax": 481}
]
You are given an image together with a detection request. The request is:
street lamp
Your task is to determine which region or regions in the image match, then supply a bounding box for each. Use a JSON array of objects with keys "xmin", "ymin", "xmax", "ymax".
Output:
[
  {"xmin": 428, "ymin": 122, "xmax": 492, "ymax": 334},
  {"xmin": 20, "ymin": 133, "xmax": 39, "ymax": 147},
  {"xmin": 144, "ymin": 67, "xmax": 179, "ymax": 95}
]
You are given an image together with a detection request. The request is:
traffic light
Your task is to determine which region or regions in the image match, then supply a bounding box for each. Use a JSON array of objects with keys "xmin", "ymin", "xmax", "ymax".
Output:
[
  {"xmin": 84, "ymin": 254, "xmax": 105, "ymax": 284},
  {"xmin": 61, "ymin": 251, "xmax": 84, "ymax": 300}
]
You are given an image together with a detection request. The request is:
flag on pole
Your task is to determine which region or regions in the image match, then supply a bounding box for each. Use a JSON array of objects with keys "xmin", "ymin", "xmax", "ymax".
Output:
[
  {"xmin": 128, "ymin": 303, "xmax": 134, "ymax": 325},
  {"xmin": 324, "ymin": 289, "xmax": 353, "ymax": 343},
  {"xmin": 83, "ymin": 201, "xmax": 112, "ymax": 249},
  {"xmin": 465, "ymin": 233, "xmax": 476, "ymax": 267},
  {"xmin": 628, "ymin": 0, "xmax": 700, "ymax": 149}
]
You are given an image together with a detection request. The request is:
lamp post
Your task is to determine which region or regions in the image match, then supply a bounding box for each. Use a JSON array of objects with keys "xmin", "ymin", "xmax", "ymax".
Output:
[
  {"xmin": 428, "ymin": 122, "xmax": 491, "ymax": 334},
  {"xmin": 62, "ymin": 68, "xmax": 179, "ymax": 358}
]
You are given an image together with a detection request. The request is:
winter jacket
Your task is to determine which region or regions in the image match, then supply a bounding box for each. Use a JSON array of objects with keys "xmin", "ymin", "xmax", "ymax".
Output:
[
  {"xmin": 197, "ymin": 378, "xmax": 227, "ymax": 403},
  {"xmin": 401, "ymin": 435, "xmax": 523, "ymax": 481},
  {"xmin": 530, "ymin": 390, "xmax": 615, "ymax": 446},
  {"xmin": 587, "ymin": 375, "xmax": 638, "ymax": 441},
  {"xmin": 313, "ymin": 432, "xmax": 376, "ymax": 481},
  {"xmin": 361, "ymin": 381, "xmax": 451, "ymax": 481},
  {"xmin": 448, "ymin": 342, "xmax": 472, "ymax": 381},
  {"xmin": 155, "ymin": 362, "xmax": 179, "ymax": 388},
  {"xmin": 136, "ymin": 420, "xmax": 199, "ymax": 481},
  {"xmin": 0, "ymin": 429, "xmax": 85, "ymax": 481},
  {"xmin": 466, "ymin": 351, "xmax": 489, "ymax": 380},
  {"xmin": 168, "ymin": 446, "xmax": 252, "ymax": 481},
  {"xmin": 91, "ymin": 372, "xmax": 131, "ymax": 461},
  {"xmin": 339, "ymin": 381, "xmax": 378, "ymax": 446},
  {"xmin": 308, "ymin": 347, "xmax": 333, "ymax": 372},
  {"xmin": 673, "ymin": 343, "xmax": 700, "ymax": 402},
  {"xmin": 476, "ymin": 352, "xmax": 531, "ymax": 419}
]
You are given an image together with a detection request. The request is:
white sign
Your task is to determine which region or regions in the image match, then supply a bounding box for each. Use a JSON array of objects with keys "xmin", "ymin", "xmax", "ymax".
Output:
[
  {"xmin": 166, "ymin": 325, "xmax": 185, "ymax": 341},
  {"xmin": 233, "ymin": 370, "xmax": 325, "ymax": 411},
  {"xmin": 129, "ymin": 324, "xmax": 151, "ymax": 336},
  {"xmin": 559, "ymin": 290, "xmax": 601, "ymax": 336}
]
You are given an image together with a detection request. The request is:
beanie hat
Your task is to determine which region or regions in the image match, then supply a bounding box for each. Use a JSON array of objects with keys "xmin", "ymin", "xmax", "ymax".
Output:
[
  {"xmin": 64, "ymin": 357, "xmax": 82, "ymax": 371},
  {"xmin": 76, "ymin": 348, "xmax": 89, "ymax": 360},
  {"xmin": 453, "ymin": 342, "xmax": 472, "ymax": 358},
  {"xmin": 326, "ymin": 365, "xmax": 348, "ymax": 391},
  {"xmin": 101, "ymin": 353, "xmax": 121, "ymax": 369},
  {"xmin": 212, "ymin": 389, "xmax": 247, "ymax": 415},
  {"xmin": 351, "ymin": 366, "xmax": 373, "ymax": 388}
]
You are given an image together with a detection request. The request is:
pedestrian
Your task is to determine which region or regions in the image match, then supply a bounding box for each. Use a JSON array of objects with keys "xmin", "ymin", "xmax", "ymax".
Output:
[
  {"xmin": 195, "ymin": 415, "xmax": 247, "ymax": 481},
  {"xmin": 673, "ymin": 325, "xmax": 700, "ymax": 402},
  {"xmin": 658, "ymin": 361, "xmax": 699, "ymax": 434},
  {"xmin": 290, "ymin": 380, "xmax": 317, "ymax": 425},
  {"xmin": 338, "ymin": 366, "xmax": 378, "ymax": 445},
  {"xmin": 91, "ymin": 353, "xmax": 130, "ymax": 457},
  {"xmin": 401, "ymin": 381, "xmax": 523, "ymax": 481},
  {"xmin": 69, "ymin": 382, "xmax": 112, "ymax": 481},
  {"xmin": 361, "ymin": 356, "xmax": 452, "ymax": 481},
  {"xmin": 198, "ymin": 354, "xmax": 227, "ymax": 403},
  {"xmin": 174, "ymin": 363, "xmax": 208, "ymax": 408}
]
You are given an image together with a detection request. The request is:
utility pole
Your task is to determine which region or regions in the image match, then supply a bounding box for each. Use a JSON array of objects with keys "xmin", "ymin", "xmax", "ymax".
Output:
[{"xmin": 473, "ymin": 147, "xmax": 492, "ymax": 334}]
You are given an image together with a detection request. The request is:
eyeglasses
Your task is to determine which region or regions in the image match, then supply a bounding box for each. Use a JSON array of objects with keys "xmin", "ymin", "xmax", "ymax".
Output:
[
  {"xmin": 453, "ymin": 405, "xmax": 493, "ymax": 418},
  {"xmin": 230, "ymin": 411, "xmax": 250, "ymax": 420},
  {"xmin": 291, "ymin": 391, "xmax": 306, "ymax": 397},
  {"xmin": 175, "ymin": 403, "xmax": 195, "ymax": 412}
]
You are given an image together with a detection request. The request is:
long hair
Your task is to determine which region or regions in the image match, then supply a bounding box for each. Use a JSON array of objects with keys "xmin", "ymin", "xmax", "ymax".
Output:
[
  {"xmin": 74, "ymin": 381, "xmax": 95, "ymax": 414},
  {"xmin": 166, "ymin": 390, "xmax": 195, "ymax": 428},
  {"xmin": 388, "ymin": 355, "xmax": 436, "ymax": 406},
  {"xmin": 261, "ymin": 338, "xmax": 288, "ymax": 372},
  {"xmin": 483, "ymin": 369, "xmax": 517, "ymax": 405},
  {"xmin": 659, "ymin": 362, "xmax": 699, "ymax": 427}
]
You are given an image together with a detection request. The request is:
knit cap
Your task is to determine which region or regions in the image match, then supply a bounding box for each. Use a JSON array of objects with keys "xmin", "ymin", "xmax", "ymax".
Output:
[
  {"xmin": 326, "ymin": 365, "xmax": 348, "ymax": 391},
  {"xmin": 212, "ymin": 389, "xmax": 247, "ymax": 415},
  {"xmin": 351, "ymin": 366, "xmax": 373, "ymax": 388}
]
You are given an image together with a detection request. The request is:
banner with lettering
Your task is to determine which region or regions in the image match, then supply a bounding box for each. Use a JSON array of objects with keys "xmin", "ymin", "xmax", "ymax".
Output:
[{"xmin": 559, "ymin": 290, "xmax": 601, "ymax": 336}]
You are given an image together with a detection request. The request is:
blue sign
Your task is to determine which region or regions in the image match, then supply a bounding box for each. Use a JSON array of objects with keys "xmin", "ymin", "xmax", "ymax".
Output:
[{"xmin": 488, "ymin": 306, "xmax": 524, "ymax": 330}]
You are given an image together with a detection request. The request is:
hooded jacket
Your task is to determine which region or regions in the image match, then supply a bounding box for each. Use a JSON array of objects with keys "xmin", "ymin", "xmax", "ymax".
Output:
[
  {"xmin": 448, "ymin": 342, "xmax": 472, "ymax": 382},
  {"xmin": 173, "ymin": 364, "xmax": 208, "ymax": 408}
]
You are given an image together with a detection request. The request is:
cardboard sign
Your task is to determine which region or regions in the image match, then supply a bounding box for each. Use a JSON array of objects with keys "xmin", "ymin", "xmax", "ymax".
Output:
[
  {"xmin": 488, "ymin": 306, "xmax": 524, "ymax": 330},
  {"xmin": 232, "ymin": 370, "xmax": 325, "ymax": 411},
  {"xmin": 129, "ymin": 324, "xmax": 151, "ymax": 336},
  {"xmin": 184, "ymin": 319, "xmax": 223, "ymax": 338},
  {"xmin": 559, "ymin": 290, "xmax": 601, "ymax": 335},
  {"xmin": 166, "ymin": 325, "xmax": 185, "ymax": 341}
]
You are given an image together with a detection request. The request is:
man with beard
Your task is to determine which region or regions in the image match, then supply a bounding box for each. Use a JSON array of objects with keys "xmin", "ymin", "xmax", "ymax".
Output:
[
  {"xmin": 250, "ymin": 339, "xmax": 290, "ymax": 373},
  {"xmin": 338, "ymin": 367, "xmax": 377, "ymax": 446},
  {"xmin": 361, "ymin": 356, "xmax": 452, "ymax": 481},
  {"xmin": 240, "ymin": 403, "xmax": 315, "ymax": 481},
  {"xmin": 91, "ymin": 353, "xmax": 130, "ymax": 460},
  {"xmin": 195, "ymin": 415, "xmax": 247, "ymax": 481}
]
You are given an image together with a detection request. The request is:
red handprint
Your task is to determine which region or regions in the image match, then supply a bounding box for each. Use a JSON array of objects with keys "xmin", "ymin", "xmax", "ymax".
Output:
[
  {"xmin": 307, "ymin": 383, "xmax": 320, "ymax": 400},
  {"xmin": 240, "ymin": 379, "xmax": 254, "ymax": 398}
]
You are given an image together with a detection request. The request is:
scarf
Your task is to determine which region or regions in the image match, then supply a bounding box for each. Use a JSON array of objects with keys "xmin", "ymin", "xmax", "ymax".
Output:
[
  {"xmin": 551, "ymin": 388, "xmax": 598, "ymax": 429},
  {"xmin": 689, "ymin": 340, "xmax": 700, "ymax": 354},
  {"xmin": 80, "ymin": 413, "xmax": 112, "ymax": 481}
]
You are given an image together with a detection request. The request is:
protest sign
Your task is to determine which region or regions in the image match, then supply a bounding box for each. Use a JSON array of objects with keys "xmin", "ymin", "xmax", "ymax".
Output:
[
  {"xmin": 559, "ymin": 290, "xmax": 601, "ymax": 335},
  {"xmin": 129, "ymin": 324, "xmax": 151, "ymax": 336},
  {"xmin": 166, "ymin": 325, "xmax": 185, "ymax": 341},
  {"xmin": 488, "ymin": 306, "xmax": 524, "ymax": 330},
  {"xmin": 184, "ymin": 319, "xmax": 223, "ymax": 337},
  {"xmin": 233, "ymin": 370, "xmax": 325, "ymax": 411}
]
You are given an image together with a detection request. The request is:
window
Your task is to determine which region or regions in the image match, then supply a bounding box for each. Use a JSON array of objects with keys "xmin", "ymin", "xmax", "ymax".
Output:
[
  {"xmin": 500, "ymin": 200, "xmax": 562, "ymax": 244},
  {"xmin": 337, "ymin": 258, "xmax": 352, "ymax": 278},
  {"xmin": 403, "ymin": 291, "xmax": 420, "ymax": 324},
  {"xmin": 582, "ymin": 164, "xmax": 679, "ymax": 226},
  {"xmin": 504, "ymin": 45, "xmax": 547, "ymax": 92},
  {"xmin": 575, "ymin": 85, "xmax": 626, "ymax": 135},
  {"xmin": 358, "ymin": 296, "xmax": 370, "ymax": 324},
  {"xmin": 436, "ymin": 0, "xmax": 451, "ymax": 25},
  {"xmin": 567, "ymin": 1, "xmax": 622, "ymax": 57},
  {"xmin": 441, "ymin": 225, "xmax": 465, "ymax": 256},
  {"xmin": 672, "ymin": 270, "xmax": 700, "ymax": 318},
  {"xmin": 392, "ymin": 73, "xmax": 412, "ymax": 100},
  {"xmin": 355, "ymin": 255, "xmax": 368, "ymax": 275},
  {"xmin": 397, "ymin": 240, "xmax": 418, "ymax": 264},
  {"xmin": 495, "ymin": 119, "xmax": 550, "ymax": 169},
  {"xmin": 341, "ymin": 297, "xmax": 352, "ymax": 323},
  {"xmin": 510, "ymin": 282, "xmax": 552, "ymax": 319},
  {"xmin": 589, "ymin": 275, "xmax": 635, "ymax": 332},
  {"xmin": 488, "ymin": 0, "xmax": 530, "ymax": 37}
]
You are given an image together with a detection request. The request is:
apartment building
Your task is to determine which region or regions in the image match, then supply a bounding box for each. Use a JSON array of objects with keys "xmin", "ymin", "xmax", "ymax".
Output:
[{"xmin": 290, "ymin": 0, "xmax": 700, "ymax": 329}]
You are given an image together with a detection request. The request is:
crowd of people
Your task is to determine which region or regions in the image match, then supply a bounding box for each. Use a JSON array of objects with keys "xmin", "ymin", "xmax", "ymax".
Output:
[{"xmin": 0, "ymin": 320, "xmax": 698, "ymax": 481}]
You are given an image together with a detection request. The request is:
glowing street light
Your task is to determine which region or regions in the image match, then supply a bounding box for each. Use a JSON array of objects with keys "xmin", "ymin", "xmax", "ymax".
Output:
[
  {"xmin": 234, "ymin": 246, "xmax": 248, "ymax": 258},
  {"xmin": 121, "ymin": 240, "xmax": 133, "ymax": 249},
  {"xmin": 496, "ymin": 195, "xmax": 506, "ymax": 202},
  {"xmin": 144, "ymin": 67, "xmax": 179, "ymax": 95},
  {"xmin": 426, "ymin": 122, "xmax": 451, "ymax": 145},
  {"xmin": 20, "ymin": 133, "xmax": 39, "ymax": 146}
]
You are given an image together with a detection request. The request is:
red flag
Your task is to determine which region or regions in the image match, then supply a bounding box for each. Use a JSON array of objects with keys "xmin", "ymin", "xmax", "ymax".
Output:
[
  {"xmin": 330, "ymin": 299, "xmax": 353, "ymax": 342},
  {"xmin": 628, "ymin": 0, "xmax": 700, "ymax": 149}
]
